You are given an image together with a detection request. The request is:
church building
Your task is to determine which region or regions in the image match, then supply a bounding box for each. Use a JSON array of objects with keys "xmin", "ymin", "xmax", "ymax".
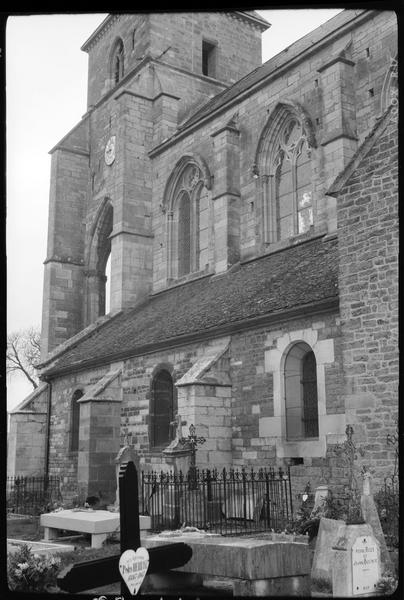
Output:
[{"xmin": 8, "ymin": 10, "xmax": 398, "ymax": 507}]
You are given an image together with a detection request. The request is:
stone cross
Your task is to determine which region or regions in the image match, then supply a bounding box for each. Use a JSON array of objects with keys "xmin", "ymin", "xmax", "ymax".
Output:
[{"xmin": 169, "ymin": 412, "xmax": 185, "ymax": 445}]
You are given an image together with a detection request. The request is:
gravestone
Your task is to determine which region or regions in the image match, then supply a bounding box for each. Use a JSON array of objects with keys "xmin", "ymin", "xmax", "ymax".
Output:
[
  {"xmin": 109, "ymin": 439, "xmax": 140, "ymax": 511},
  {"xmin": 332, "ymin": 523, "xmax": 380, "ymax": 597},
  {"xmin": 311, "ymin": 516, "xmax": 346, "ymax": 584},
  {"xmin": 360, "ymin": 470, "xmax": 392, "ymax": 572},
  {"xmin": 162, "ymin": 413, "xmax": 191, "ymax": 474}
]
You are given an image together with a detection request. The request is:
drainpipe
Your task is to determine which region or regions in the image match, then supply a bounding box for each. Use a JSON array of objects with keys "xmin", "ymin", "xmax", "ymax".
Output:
[{"xmin": 44, "ymin": 380, "xmax": 52, "ymax": 480}]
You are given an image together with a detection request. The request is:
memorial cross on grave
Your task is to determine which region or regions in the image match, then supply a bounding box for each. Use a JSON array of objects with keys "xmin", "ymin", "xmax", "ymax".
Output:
[
  {"xmin": 57, "ymin": 461, "xmax": 192, "ymax": 595},
  {"xmin": 179, "ymin": 424, "xmax": 206, "ymax": 488},
  {"xmin": 334, "ymin": 425, "xmax": 366, "ymax": 524}
]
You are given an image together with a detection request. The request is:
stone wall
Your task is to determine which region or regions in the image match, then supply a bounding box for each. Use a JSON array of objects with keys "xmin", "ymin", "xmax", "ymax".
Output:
[
  {"xmin": 7, "ymin": 384, "xmax": 49, "ymax": 477},
  {"xmin": 336, "ymin": 107, "xmax": 398, "ymax": 489},
  {"xmin": 151, "ymin": 11, "xmax": 397, "ymax": 289},
  {"xmin": 84, "ymin": 12, "xmax": 265, "ymax": 108}
]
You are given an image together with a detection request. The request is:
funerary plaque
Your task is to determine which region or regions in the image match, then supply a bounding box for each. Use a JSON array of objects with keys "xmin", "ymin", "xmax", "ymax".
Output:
[{"xmin": 351, "ymin": 535, "xmax": 380, "ymax": 596}]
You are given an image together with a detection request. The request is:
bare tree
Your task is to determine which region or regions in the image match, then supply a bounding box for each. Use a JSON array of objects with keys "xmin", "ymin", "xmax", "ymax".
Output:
[{"xmin": 7, "ymin": 327, "xmax": 41, "ymax": 389}]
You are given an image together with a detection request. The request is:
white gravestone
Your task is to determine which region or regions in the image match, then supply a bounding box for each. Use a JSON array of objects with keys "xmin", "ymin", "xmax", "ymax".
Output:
[
  {"xmin": 352, "ymin": 536, "xmax": 380, "ymax": 596},
  {"xmin": 332, "ymin": 524, "xmax": 381, "ymax": 597}
]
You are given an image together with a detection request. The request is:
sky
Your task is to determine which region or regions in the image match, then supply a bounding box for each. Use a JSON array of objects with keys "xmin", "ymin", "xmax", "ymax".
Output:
[{"xmin": 6, "ymin": 8, "xmax": 343, "ymax": 412}]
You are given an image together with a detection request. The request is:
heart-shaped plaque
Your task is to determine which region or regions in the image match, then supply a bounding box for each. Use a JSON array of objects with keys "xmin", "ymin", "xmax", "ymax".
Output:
[{"xmin": 119, "ymin": 547, "xmax": 150, "ymax": 595}]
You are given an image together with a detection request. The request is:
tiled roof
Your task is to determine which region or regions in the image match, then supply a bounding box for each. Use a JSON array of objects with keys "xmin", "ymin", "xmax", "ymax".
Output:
[
  {"xmin": 177, "ymin": 9, "xmax": 364, "ymax": 132},
  {"xmin": 42, "ymin": 236, "xmax": 338, "ymax": 376}
]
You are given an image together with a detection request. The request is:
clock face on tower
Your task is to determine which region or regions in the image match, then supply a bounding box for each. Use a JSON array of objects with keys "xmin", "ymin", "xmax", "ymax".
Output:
[{"xmin": 104, "ymin": 135, "xmax": 116, "ymax": 165}]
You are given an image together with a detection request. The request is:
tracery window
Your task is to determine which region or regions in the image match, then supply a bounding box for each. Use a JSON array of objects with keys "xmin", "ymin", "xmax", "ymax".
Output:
[
  {"xmin": 274, "ymin": 119, "xmax": 313, "ymax": 240},
  {"xmin": 256, "ymin": 105, "xmax": 316, "ymax": 245},
  {"xmin": 284, "ymin": 342, "xmax": 319, "ymax": 440},
  {"xmin": 165, "ymin": 160, "xmax": 210, "ymax": 280}
]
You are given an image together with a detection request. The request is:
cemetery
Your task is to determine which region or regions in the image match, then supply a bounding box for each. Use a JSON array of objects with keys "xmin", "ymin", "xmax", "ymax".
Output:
[{"xmin": 6, "ymin": 425, "xmax": 399, "ymax": 596}]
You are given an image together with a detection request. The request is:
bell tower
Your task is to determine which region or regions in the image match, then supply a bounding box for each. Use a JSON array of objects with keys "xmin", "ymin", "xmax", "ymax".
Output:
[{"xmin": 41, "ymin": 12, "xmax": 270, "ymax": 358}]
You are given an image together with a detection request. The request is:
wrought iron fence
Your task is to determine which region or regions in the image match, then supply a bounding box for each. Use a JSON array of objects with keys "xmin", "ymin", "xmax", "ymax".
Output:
[
  {"xmin": 6, "ymin": 476, "xmax": 62, "ymax": 516},
  {"xmin": 142, "ymin": 466, "xmax": 294, "ymax": 535}
]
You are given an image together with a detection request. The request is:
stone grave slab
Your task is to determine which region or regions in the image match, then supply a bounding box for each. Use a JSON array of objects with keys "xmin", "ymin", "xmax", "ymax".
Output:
[
  {"xmin": 40, "ymin": 509, "xmax": 150, "ymax": 548},
  {"xmin": 7, "ymin": 538, "xmax": 75, "ymax": 555},
  {"xmin": 144, "ymin": 532, "xmax": 311, "ymax": 596}
]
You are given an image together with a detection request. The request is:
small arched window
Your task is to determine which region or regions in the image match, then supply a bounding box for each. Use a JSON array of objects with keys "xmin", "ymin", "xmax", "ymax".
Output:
[
  {"xmin": 70, "ymin": 390, "xmax": 84, "ymax": 451},
  {"xmin": 111, "ymin": 39, "xmax": 124, "ymax": 85},
  {"xmin": 150, "ymin": 370, "xmax": 175, "ymax": 448},
  {"xmin": 284, "ymin": 342, "xmax": 319, "ymax": 440}
]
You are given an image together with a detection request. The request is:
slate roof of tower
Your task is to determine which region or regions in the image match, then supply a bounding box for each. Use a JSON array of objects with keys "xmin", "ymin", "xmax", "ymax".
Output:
[{"xmin": 40, "ymin": 236, "xmax": 338, "ymax": 376}]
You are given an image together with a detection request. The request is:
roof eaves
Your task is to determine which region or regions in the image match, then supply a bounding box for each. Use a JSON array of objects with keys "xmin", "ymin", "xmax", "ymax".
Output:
[
  {"xmin": 42, "ymin": 296, "xmax": 339, "ymax": 379},
  {"xmin": 38, "ymin": 310, "xmax": 124, "ymax": 373}
]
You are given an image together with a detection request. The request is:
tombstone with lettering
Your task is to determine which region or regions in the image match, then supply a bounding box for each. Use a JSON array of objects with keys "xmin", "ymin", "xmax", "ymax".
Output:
[{"xmin": 332, "ymin": 523, "xmax": 381, "ymax": 597}]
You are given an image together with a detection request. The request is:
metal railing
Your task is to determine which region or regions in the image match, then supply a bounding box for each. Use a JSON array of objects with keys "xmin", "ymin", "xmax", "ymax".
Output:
[
  {"xmin": 6, "ymin": 475, "xmax": 62, "ymax": 516},
  {"xmin": 142, "ymin": 466, "xmax": 293, "ymax": 535}
]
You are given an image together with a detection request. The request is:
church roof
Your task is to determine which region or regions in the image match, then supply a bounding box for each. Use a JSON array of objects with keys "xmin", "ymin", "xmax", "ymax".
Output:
[
  {"xmin": 171, "ymin": 10, "xmax": 371, "ymax": 136},
  {"xmin": 40, "ymin": 235, "xmax": 338, "ymax": 377}
]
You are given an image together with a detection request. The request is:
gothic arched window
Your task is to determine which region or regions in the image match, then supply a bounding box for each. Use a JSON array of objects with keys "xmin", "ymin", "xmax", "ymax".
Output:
[
  {"xmin": 165, "ymin": 159, "xmax": 210, "ymax": 280},
  {"xmin": 111, "ymin": 39, "xmax": 124, "ymax": 85},
  {"xmin": 85, "ymin": 198, "xmax": 113, "ymax": 325},
  {"xmin": 150, "ymin": 370, "xmax": 175, "ymax": 448},
  {"xmin": 70, "ymin": 390, "xmax": 84, "ymax": 451},
  {"xmin": 284, "ymin": 342, "xmax": 319, "ymax": 440},
  {"xmin": 256, "ymin": 105, "xmax": 316, "ymax": 245}
]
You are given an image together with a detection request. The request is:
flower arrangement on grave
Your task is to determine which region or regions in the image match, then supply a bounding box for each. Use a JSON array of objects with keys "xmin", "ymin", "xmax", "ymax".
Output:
[
  {"xmin": 375, "ymin": 567, "xmax": 398, "ymax": 595},
  {"xmin": 7, "ymin": 543, "xmax": 61, "ymax": 592}
]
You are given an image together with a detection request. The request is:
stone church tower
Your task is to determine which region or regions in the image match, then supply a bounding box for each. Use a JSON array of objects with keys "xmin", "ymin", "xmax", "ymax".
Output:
[
  {"xmin": 8, "ymin": 11, "xmax": 397, "ymax": 508},
  {"xmin": 41, "ymin": 12, "xmax": 269, "ymax": 357}
]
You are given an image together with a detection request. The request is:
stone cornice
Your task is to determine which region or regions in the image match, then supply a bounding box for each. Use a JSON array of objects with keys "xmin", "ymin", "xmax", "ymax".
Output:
[
  {"xmin": 49, "ymin": 145, "xmax": 90, "ymax": 158},
  {"xmin": 43, "ymin": 256, "xmax": 84, "ymax": 267},
  {"xmin": 80, "ymin": 12, "xmax": 269, "ymax": 54},
  {"xmin": 81, "ymin": 14, "xmax": 122, "ymax": 52}
]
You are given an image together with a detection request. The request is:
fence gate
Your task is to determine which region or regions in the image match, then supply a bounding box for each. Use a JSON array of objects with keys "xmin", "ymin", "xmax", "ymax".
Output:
[{"xmin": 142, "ymin": 466, "xmax": 294, "ymax": 535}]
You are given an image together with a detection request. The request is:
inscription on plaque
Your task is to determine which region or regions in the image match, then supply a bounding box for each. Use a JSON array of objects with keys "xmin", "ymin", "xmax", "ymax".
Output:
[{"xmin": 352, "ymin": 536, "xmax": 380, "ymax": 596}]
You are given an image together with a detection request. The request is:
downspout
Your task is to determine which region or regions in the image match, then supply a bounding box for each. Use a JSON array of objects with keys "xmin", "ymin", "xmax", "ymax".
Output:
[{"xmin": 44, "ymin": 380, "xmax": 52, "ymax": 480}]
